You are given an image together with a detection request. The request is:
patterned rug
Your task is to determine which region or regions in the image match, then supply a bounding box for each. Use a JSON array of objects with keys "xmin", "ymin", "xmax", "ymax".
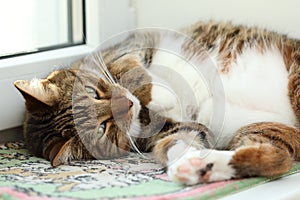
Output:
[{"xmin": 1, "ymin": 142, "xmax": 300, "ymax": 200}]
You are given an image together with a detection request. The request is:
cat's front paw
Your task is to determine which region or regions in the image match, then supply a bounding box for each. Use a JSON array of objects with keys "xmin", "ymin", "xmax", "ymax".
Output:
[
  {"xmin": 147, "ymin": 83, "xmax": 177, "ymax": 112},
  {"xmin": 167, "ymin": 149, "xmax": 235, "ymax": 185}
]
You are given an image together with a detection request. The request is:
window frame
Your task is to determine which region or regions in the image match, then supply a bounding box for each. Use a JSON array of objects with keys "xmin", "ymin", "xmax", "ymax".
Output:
[{"xmin": 0, "ymin": 0, "xmax": 135, "ymax": 132}]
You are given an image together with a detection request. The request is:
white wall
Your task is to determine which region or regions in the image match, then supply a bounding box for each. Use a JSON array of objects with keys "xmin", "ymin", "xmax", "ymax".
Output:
[{"xmin": 132, "ymin": 0, "xmax": 300, "ymax": 39}]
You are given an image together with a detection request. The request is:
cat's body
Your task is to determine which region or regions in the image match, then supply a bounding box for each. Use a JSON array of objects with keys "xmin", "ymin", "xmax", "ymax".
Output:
[
  {"xmin": 15, "ymin": 21, "xmax": 300, "ymax": 185},
  {"xmin": 139, "ymin": 28, "xmax": 298, "ymax": 148}
]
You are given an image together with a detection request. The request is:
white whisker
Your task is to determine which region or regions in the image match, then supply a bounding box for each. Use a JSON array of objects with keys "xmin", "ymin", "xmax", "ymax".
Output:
[
  {"xmin": 126, "ymin": 131, "xmax": 147, "ymax": 158},
  {"xmin": 93, "ymin": 52, "xmax": 117, "ymax": 84},
  {"xmin": 91, "ymin": 50, "xmax": 145, "ymax": 158}
]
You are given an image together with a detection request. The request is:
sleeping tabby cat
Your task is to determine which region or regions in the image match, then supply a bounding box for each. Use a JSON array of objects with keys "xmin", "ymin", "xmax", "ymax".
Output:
[{"xmin": 14, "ymin": 21, "xmax": 300, "ymax": 185}]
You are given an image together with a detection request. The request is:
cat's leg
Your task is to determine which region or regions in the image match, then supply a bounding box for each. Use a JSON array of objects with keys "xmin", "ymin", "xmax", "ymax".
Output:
[
  {"xmin": 151, "ymin": 123, "xmax": 236, "ymax": 185},
  {"xmin": 160, "ymin": 142, "xmax": 236, "ymax": 185},
  {"xmin": 228, "ymin": 122, "xmax": 300, "ymax": 178},
  {"xmin": 151, "ymin": 122, "xmax": 214, "ymax": 165},
  {"xmin": 154, "ymin": 122, "xmax": 300, "ymax": 185},
  {"xmin": 166, "ymin": 147, "xmax": 235, "ymax": 185}
]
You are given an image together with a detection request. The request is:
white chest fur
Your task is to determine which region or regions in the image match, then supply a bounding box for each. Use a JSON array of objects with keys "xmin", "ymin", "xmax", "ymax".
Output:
[{"xmin": 147, "ymin": 38, "xmax": 298, "ymax": 148}]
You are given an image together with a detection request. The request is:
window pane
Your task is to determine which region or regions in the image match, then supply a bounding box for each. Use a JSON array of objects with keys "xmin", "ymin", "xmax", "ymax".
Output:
[{"xmin": 0, "ymin": 0, "xmax": 84, "ymax": 58}]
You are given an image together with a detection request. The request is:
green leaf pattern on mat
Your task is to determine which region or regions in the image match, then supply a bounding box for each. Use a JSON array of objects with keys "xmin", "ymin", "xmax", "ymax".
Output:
[{"xmin": 1, "ymin": 142, "xmax": 300, "ymax": 200}]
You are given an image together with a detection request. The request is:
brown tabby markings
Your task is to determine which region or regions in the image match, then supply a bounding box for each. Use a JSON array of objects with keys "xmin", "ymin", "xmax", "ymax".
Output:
[
  {"xmin": 15, "ymin": 21, "xmax": 300, "ymax": 183},
  {"xmin": 228, "ymin": 122, "xmax": 300, "ymax": 177},
  {"xmin": 152, "ymin": 122, "xmax": 213, "ymax": 166},
  {"xmin": 182, "ymin": 22, "xmax": 300, "ymax": 80}
]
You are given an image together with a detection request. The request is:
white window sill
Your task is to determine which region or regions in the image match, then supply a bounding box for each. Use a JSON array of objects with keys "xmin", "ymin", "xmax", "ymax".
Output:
[
  {"xmin": 0, "ymin": 45, "xmax": 93, "ymax": 78},
  {"xmin": 220, "ymin": 173, "xmax": 300, "ymax": 200},
  {"xmin": 0, "ymin": 45, "xmax": 93, "ymax": 131}
]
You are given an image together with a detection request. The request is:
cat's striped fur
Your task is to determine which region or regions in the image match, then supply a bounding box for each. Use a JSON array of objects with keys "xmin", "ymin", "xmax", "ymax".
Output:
[{"xmin": 15, "ymin": 21, "xmax": 300, "ymax": 185}]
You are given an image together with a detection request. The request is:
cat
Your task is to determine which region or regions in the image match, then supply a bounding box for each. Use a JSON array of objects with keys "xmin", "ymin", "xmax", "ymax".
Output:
[{"xmin": 14, "ymin": 21, "xmax": 300, "ymax": 185}]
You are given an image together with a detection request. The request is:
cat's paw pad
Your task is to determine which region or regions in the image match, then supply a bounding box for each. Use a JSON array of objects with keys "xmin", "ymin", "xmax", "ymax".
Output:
[
  {"xmin": 167, "ymin": 150, "xmax": 235, "ymax": 185},
  {"xmin": 171, "ymin": 157, "xmax": 214, "ymax": 184}
]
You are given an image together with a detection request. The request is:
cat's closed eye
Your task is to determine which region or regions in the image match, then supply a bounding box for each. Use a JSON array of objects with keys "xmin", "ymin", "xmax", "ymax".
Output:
[{"xmin": 85, "ymin": 86, "xmax": 100, "ymax": 99}]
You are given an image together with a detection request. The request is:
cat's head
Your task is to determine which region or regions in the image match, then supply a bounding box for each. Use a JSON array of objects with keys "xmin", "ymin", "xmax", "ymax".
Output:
[{"xmin": 14, "ymin": 68, "xmax": 141, "ymax": 166}]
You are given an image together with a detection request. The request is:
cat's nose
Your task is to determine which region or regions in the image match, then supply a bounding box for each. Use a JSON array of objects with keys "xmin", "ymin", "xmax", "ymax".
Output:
[
  {"xmin": 111, "ymin": 96, "xmax": 134, "ymax": 118},
  {"xmin": 128, "ymin": 99, "xmax": 133, "ymax": 108},
  {"xmin": 116, "ymin": 96, "xmax": 133, "ymax": 109}
]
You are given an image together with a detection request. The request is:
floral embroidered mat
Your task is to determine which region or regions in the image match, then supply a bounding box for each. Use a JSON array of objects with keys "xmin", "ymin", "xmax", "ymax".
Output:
[{"xmin": 1, "ymin": 142, "xmax": 300, "ymax": 200}]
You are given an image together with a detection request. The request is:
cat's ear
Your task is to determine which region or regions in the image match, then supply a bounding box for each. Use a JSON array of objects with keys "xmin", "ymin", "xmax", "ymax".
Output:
[
  {"xmin": 14, "ymin": 79, "xmax": 59, "ymax": 111},
  {"xmin": 51, "ymin": 138, "xmax": 74, "ymax": 167}
]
